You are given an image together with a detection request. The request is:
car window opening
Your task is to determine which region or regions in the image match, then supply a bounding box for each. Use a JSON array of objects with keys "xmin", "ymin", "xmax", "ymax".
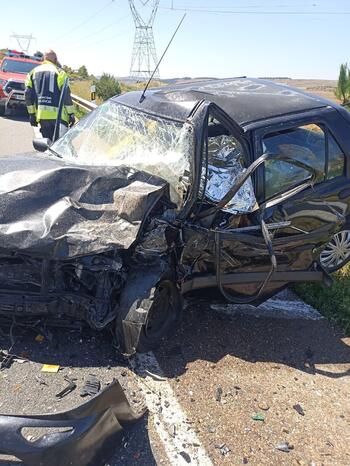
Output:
[{"xmin": 200, "ymin": 116, "xmax": 257, "ymax": 216}]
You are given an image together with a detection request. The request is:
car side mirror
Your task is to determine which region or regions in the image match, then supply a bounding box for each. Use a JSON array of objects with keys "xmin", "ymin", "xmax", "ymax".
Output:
[{"xmin": 33, "ymin": 138, "xmax": 52, "ymax": 152}]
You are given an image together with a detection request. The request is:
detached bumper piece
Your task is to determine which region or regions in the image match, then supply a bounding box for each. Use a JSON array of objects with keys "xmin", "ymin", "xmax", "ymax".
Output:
[{"xmin": 0, "ymin": 380, "xmax": 146, "ymax": 466}]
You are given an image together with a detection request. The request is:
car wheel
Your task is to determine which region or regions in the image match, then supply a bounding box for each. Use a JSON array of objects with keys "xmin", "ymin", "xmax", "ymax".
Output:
[
  {"xmin": 136, "ymin": 279, "xmax": 182, "ymax": 353},
  {"xmin": 320, "ymin": 229, "xmax": 350, "ymax": 273},
  {"xmin": 0, "ymin": 105, "xmax": 5, "ymax": 116}
]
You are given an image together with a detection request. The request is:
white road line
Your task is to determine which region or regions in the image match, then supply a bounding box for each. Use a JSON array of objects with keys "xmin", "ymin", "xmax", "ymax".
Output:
[{"xmin": 130, "ymin": 352, "xmax": 213, "ymax": 466}]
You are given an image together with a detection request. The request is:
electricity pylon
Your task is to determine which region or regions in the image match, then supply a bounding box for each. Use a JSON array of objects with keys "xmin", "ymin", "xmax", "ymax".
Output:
[
  {"xmin": 10, "ymin": 33, "xmax": 35, "ymax": 53},
  {"xmin": 128, "ymin": 0, "xmax": 160, "ymax": 80}
]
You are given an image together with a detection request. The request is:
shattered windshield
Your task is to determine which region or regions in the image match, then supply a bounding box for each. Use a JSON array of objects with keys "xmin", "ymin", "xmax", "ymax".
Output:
[{"xmin": 52, "ymin": 100, "xmax": 194, "ymax": 205}]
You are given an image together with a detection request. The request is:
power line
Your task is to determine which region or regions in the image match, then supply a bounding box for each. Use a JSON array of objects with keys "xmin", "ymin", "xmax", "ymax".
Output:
[
  {"xmin": 166, "ymin": 2, "xmax": 319, "ymax": 9},
  {"xmin": 53, "ymin": 0, "xmax": 117, "ymax": 42},
  {"xmin": 66, "ymin": 13, "xmax": 130, "ymax": 45},
  {"xmin": 160, "ymin": 3, "xmax": 350, "ymax": 15},
  {"xmin": 73, "ymin": 29, "xmax": 130, "ymax": 50}
]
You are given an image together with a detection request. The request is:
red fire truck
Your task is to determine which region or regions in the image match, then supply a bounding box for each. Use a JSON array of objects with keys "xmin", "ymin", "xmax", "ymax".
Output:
[{"xmin": 0, "ymin": 50, "xmax": 42, "ymax": 116}]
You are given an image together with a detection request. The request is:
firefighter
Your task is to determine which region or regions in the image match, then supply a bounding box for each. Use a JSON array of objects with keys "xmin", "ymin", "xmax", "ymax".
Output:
[{"xmin": 25, "ymin": 49, "xmax": 75, "ymax": 140}]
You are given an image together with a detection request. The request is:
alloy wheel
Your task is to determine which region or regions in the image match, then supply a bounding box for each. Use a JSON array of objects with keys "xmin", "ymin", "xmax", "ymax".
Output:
[{"xmin": 320, "ymin": 230, "xmax": 350, "ymax": 272}]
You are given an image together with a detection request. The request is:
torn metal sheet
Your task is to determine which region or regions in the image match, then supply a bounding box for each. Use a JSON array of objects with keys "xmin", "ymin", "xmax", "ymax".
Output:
[
  {"xmin": 0, "ymin": 379, "xmax": 146, "ymax": 466},
  {"xmin": 204, "ymin": 135, "xmax": 257, "ymax": 214},
  {"xmin": 0, "ymin": 152, "xmax": 169, "ymax": 259}
]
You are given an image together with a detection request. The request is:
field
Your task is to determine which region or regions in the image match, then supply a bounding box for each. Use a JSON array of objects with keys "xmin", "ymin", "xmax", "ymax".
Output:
[
  {"xmin": 70, "ymin": 78, "xmax": 163, "ymax": 103},
  {"xmin": 273, "ymin": 78, "xmax": 339, "ymax": 102}
]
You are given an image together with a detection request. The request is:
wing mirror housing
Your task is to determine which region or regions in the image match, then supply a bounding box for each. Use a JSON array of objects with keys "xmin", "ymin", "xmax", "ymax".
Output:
[{"xmin": 32, "ymin": 138, "xmax": 52, "ymax": 152}]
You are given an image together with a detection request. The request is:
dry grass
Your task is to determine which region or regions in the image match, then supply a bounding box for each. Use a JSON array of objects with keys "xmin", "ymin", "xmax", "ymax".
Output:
[
  {"xmin": 274, "ymin": 78, "xmax": 339, "ymax": 103},
  {"xmin": 70, "ymin": 78, "xmax": 163, "ymax": 103}
]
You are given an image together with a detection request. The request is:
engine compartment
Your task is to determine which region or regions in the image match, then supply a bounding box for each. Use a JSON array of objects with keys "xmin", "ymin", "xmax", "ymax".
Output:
[{"xmin": 0, "ymin": 251, "xmax": 126, "ymax": 329}]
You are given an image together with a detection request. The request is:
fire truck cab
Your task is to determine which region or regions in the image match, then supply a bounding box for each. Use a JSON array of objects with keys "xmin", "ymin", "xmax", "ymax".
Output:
[{"xmin": 0, "ymin": 50, "xmax": 42, "ymax": 116}]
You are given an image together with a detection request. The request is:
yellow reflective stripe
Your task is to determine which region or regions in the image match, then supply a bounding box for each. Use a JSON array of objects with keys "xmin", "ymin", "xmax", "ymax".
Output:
[
  {"xmin": 25, "ymin": 72, "xmax": 33, "ymax": 88},
  {"xmin": 37, "ymin": 105, "xmax": 59, "ymax": 112},
  {"xmin": 65, "ymin": 105, "xmax": 74, "ymax": 114},
  {"xmin": 57, "ymin": 70, "xmax": 68, "ymax": 90},
  {"xmin": 61, "ymin": 107, "xmax": 69, "ymax": 123},
  {"xmin": 27, "ymin": 105, "xmax": 36, "ymax": 114},
  {"xmin": 36, "ymin": 105, "xmax": 69, "ymax": 124}
]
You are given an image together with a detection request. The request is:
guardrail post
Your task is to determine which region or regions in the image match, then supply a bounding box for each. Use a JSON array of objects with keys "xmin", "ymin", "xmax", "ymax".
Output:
[
  {"xmin": 71, "ymin": 94, "xmax": 98, "ymax": 113},
  {"xmin": 90, "ymin": 85, "xmax": 96, "ymax": 104}
]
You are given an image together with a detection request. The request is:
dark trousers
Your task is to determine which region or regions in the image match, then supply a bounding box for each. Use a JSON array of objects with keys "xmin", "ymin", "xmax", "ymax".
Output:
[{"xmin": 39, "ymin": 120, "xmax": 56, "ymax": 140}]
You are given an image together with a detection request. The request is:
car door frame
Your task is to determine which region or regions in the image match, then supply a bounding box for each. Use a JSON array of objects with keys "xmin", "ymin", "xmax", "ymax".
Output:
[
  {"xmin": 180, "ymin": 104, "xmax": 328, "ymax": 299},
  {"xmin": 178, "ymin": 100, "xmax": 253, "ymax": 221}
]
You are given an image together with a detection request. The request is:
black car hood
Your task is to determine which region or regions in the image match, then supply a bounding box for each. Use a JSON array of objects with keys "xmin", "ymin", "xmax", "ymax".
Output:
[{"xmin": 0, "ymin": 152, "xmax": 168, "ymax": 259}]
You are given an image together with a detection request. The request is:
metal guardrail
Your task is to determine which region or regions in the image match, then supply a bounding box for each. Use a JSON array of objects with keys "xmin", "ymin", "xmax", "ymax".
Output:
[{"xmin": 71, "ymin": 94, "xmax": 98, "ymax": 112}]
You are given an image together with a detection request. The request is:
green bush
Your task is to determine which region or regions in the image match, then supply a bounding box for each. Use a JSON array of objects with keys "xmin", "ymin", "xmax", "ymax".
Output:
[
  {"xmin": 295, "ymin": 263, "xmax": 350, "ymax": 335},
  {"xmin": 94, "ymin": 73, "xmax": 121, "ymax": 102},
  {"xmin": 335, "ymin": 63, "xmax": 350, "ymax": 105}
]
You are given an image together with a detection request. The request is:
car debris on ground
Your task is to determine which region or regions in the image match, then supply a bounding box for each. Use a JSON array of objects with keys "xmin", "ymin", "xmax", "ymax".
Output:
[{"xmin": 0, "ymin": 379, "xmax": 146, "ymax": 466}]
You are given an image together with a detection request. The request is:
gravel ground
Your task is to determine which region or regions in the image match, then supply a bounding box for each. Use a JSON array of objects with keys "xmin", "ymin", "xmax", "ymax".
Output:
[
  {"xmin": 0, "ymin": 293, "xmax": 349, "ymax": 465},
  {"xmin": 155, "ymin": 298, "xmax": 350, "ymax": 466}
]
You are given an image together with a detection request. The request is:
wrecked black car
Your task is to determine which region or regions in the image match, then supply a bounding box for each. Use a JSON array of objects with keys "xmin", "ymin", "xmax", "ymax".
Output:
[{"xmin": 1, "ymin": 78, "xmax": 350, "ymax": 354}]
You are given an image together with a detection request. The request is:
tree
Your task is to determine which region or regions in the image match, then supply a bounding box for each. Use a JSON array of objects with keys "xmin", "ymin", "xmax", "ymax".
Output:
[
  {"xmin": 94, "ymin": 73, "xmax": 121, "ymax": 101},
  {"xmin": 78, "ymin": 65, "xmax": 89, "ymax": 79},
  {"xmin": 62, "ymin": 64, "xmax": 74, "ymax": 75},
  {"xmin": 335, "ymin": 63, "xmax": 350, "ymax": 105}
]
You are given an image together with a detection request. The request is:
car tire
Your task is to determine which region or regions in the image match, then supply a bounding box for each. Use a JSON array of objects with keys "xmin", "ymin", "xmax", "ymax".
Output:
[
  {"xmin": 320, "ymin": 228, "xmax": 350, "ymax": 273},
  {"xmin": 0, "ymin": 105, "xmax": 5, "ymax": 116},
  {"xmin": 136, "ymin": 279, "xmax": 182, "ymax": 353}
]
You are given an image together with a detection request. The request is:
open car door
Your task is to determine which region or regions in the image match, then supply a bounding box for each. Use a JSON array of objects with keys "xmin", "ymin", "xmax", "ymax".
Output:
[{"xmin": 181, "ymin": 105, "xmax": 344, "ymax": 303}]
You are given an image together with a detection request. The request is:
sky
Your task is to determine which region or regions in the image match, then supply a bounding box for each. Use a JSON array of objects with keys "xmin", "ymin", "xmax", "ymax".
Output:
[{"xmin": 1, "ymin": 0, "xmax": 349, "ymax": 80}]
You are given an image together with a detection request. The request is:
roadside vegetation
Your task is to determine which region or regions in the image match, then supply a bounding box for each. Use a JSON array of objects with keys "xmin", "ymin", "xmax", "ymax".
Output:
[
  {"xmin": 295, "ymin": 264, "xmax": 350, "ymax": 336},
  {"xmin": 70, "ymin": 68, "xmax": 163, "ymax": 118},
  {"xmin": 335, "ymin": 63, "xmax": 350, "ymax": 107}
]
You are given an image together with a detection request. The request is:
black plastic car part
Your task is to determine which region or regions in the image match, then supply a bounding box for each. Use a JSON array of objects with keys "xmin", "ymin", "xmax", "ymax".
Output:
[{"xmin": 0, "ymin": 379, "xmax": 146, "ymax": 466}]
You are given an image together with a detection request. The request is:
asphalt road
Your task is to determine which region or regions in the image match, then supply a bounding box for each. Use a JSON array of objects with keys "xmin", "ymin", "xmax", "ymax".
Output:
[
  {"xmin": 0, "ymin": 112, "xmax": 35, "ymax": 156},
  {"xmin": 0, "ymin": 114, "xmax": 349, "ymax": 466}
]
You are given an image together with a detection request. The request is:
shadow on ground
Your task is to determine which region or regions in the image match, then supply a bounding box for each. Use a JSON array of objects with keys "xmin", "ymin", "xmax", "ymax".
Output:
[{"xmin": 155, "ymin": 302, "xmax": 350, "ymax": 379}]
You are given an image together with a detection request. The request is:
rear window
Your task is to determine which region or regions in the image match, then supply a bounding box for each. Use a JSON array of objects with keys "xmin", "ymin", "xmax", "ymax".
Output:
[{"xmin": 1, "ymin": 59, "xmax": 38, "ymax": 74}]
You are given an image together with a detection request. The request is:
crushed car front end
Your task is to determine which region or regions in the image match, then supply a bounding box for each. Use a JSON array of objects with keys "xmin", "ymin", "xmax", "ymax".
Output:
[{"xmin": 0, "ymin": 98, "xmax": 198, "ymax": 351}]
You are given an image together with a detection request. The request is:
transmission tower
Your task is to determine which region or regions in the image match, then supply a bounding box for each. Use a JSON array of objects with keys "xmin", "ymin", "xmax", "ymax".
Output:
[
  {"xmin": 10, "ymin": 33, "xmax": 35, "ymax": 53},
  {"xmin": 129, "ymin": 0, "xmax": 160, "ymax": 80}
]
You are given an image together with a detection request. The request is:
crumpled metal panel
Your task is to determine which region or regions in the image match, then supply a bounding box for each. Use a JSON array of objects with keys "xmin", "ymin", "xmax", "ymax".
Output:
[
  {"xmin": 0, "ymin": 379, "xmax": 146, "ymax": 466},
  {"xmin": 204, "ymin": 135, "xmax": 257, "ymax": 214},
  {"xmin": 52, "ymin": 101, "xmax": 193, "ymax": 205},
  {"xmin": 0, "ymin": 152, "xmax": 168, "ymax": 259}
]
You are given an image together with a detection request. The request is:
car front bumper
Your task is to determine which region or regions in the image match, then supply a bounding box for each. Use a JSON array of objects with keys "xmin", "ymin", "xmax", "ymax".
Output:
[
  {"xmin": 0, "ymin": 379, "xmax": 145, "ymax": 466},
  {"xmin": 0, "ymin": 90, "xmax": 26, "ymax": 108}
]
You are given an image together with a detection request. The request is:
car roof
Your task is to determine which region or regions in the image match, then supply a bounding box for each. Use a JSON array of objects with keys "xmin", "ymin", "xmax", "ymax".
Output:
[{"xmin": 115, "ymin": 77, "xmax": 334, "ymax": 127}]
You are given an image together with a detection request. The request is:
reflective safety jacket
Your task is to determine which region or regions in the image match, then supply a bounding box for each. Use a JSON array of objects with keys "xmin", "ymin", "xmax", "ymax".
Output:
[{"xmin": 25, "ymin": 60, "xmax": 74, "ymax": 125}]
